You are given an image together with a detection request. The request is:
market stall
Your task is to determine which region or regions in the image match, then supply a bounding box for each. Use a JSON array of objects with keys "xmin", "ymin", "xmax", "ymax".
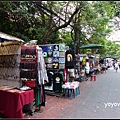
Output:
[
  {"xmin": 40, "ymin": 44, "xmax": 66, "ymax": 97},
  {"xmin": 0, "ymin": 32, "xmax": 33, "ymax": 118},
  {"xmin": 20, "ymin": 45, "xmax": 48, "ymax": 112},
  {"xmin": 0, "ymin": 32, "xmax": 48, "ymax": 118},
  {"xmin": 0, "ymin": 31, "xmax": 24, "ymax": 87},
  {"xmin": 40, "ymin": 44, "xmax": 79, "ymax": 98}
]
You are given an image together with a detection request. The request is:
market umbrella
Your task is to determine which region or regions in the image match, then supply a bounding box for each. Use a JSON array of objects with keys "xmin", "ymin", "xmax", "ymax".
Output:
[
  {"xmin": 79, "ymin": 44, "xmax": 104, "ymax": 49},
  {"xmin": 101, "ymin": 55, "xmax": 111, "ymax": 59}
]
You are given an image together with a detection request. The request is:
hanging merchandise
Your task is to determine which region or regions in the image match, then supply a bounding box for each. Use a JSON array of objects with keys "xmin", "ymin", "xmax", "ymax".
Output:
[
  {"xmin": 68, "ymin": 69, "xmax": 75, "ymax": 78},
  {"xmin": 20, "ymin": 45, "xmax": 48, "ymax": 110},
  {"xmin": 53, "ymin": 72, "xmax": 64, "ymax": 93},
  {"xmin": 45, "ymin": 70, "xmax": 54, "ymax": 86},
  {"xmin": 65, "ymin": 48, "xmax": 75, "ymax": 69},
  {"xmin": 39, "ymin": 44, "xmax": 67, "ymax": 97},
  {"xmin": 40, "ymin": 44, "xmax": 65, "ymax": 71},
  {"xmin": 63, "ymin": 68, "xmax": 67, "ymax": 83}
]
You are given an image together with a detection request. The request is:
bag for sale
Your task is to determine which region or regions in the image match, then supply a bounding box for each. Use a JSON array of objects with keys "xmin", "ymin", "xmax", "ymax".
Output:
[{"xmin": 23, "ymin": 80, "xmax": 36, "ymax": 88}]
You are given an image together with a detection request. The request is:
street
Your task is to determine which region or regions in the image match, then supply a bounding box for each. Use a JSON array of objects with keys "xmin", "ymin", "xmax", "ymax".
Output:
[{"xmin": 25, "ymin": 67, "xmax": 120, "ymax": 119}]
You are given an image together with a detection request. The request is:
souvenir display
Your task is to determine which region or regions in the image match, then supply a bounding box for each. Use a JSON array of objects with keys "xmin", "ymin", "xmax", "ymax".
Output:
[
  {"xmin": 53, "ymin": 45, "xmax": 59, "ymax": 51},
  {"xmin": 41, "ymin": 46, "xmax": 48, "ymax": 52},
  {"xmin": 40, "ymin": 44, "xmax": 65, "ymax": 70},
  {"xmin": 53, "ymin": 57, "xmax": 59, "ymax": 63},
  {"xmin": 53, "ymin": 51, "xmax": 59, "ymax": 57},
  {"xmin": 40, "ymin": 44, "xmax": 66, "ymax": 93},
  {"xmin": 53, "ymin": 62, "xmax": 59, "ymax": 69},
  {"xmin": 53, "ymin": 72, "xmax": 64, "ymax": 92},
  {"xmin": 59, "ymin": 51, "xmax": 65, "ymax": 57},
  {"xmin": 43, "ymin": 52, "xmax": 48, "ymax": 58},
  {"xmin": 46, "ymin": 64, "xmax": 53, "ymax": 69},
  {"xmin": 47, "ymin": 45, "xmax": 53, "ymax": 52},
  {"xmin": 47, "ymin": 51, "xmax": 53, "ymax": 57},
  {"xmin": 59, "ymin": 44, "xmax": 65, "ymax": 51},
  {"xmin": 59, "ymin": 64, "xmax": 65, "ymax": 69},
  {"xmin": 59, "ymin": 57, "xmax": 65, "ymax": 63}
]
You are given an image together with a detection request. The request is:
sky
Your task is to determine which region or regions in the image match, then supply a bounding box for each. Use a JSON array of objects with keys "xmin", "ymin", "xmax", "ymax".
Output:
[
  {"xmin": 107, "ymin": 30, "xmax": 120, "ymax": 42},
  {"xmin": 106, "ymin": 17, "xmax": 120, "ymax": 43}
]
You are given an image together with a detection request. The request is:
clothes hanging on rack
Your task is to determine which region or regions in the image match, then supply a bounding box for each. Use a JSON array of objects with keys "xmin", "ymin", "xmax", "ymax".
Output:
[
  {"xmin": 63, "ymin": 68, "xmax": 67, "ymax": 83},
  {"xmin": 20, "ymin": 45, "xmax": 48, "ymax": 108},
  {"xmin": 34, "ymin": 46, "xmax": 48, "ymax": 107},
  {"xmin": 65, "ymin": 49, "xmax": 75, "ymax": 69},
  {"xmin": 45, "ymin": 70, "xmax": 54, "ymax": 86},
  {"xmin": 37, "ymin": 46, "xmax": 48, "ymax": 85},
  {"xmin": 53, "ymin": 72, "xmax": 64, "ymax": 93},
  {"xmin": 34, "ymin": 83, "xmax": 46, "ymax": 107}
]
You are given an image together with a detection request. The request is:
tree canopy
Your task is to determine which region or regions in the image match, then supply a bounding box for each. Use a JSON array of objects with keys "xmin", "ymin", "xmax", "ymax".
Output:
[{"xmin": 0, "ymin": 1, "xmax": 120, "ymax": 57}]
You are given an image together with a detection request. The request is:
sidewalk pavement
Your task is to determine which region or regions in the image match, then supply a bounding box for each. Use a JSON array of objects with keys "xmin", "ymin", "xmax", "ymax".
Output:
[
  {"xmin": 23, "ymin": 67, "xmax": 120, "ymax": 119},
  {"xmin": 24, "ymin": 91, "xmax": 77, "ymax": 119},
  {"xmin": 24, "ymin": 74, "xmax": 96, "ymax": 119}
]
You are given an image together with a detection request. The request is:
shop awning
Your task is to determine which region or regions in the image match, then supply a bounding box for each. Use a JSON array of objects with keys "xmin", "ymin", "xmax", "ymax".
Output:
[
  {"xmin": 0, "ymin": 31, "xmax": 24, "ymax": 42},
  {"xmin": 0, "ymin": 32, "xmax": 24, "ymax": 46}
]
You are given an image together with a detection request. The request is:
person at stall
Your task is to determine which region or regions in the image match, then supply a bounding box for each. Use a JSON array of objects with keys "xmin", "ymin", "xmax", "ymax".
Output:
[
  {"xmin": 82, "ymin": 56, "xmax": 86, "ymax": 69},
  {"xmin": 100, "ymin": 63, "xmax": 106, "ymax": 73},
  {"xmin": 85, "ymin": 58, "xmax": 90, "ymax": 80},
  {"xmin": 97, "ymin": 63, "xmax": 101, "ymax": 74},
  {"xmin": 89, "ymin": 65, "xmax": 94, "ymax": 75}
]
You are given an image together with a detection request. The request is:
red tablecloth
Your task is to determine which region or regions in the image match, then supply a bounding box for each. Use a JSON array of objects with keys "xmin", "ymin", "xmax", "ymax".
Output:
[{"xmin": 0, "ymin": 89, "xmax": 34, "ymax": 118}]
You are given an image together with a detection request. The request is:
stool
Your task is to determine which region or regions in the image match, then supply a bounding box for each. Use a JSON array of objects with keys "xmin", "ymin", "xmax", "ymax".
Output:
[
  {"xmin": 75, "ymin": 86, "xmax": 80, "ymax": 96},
  {"xmin": 69, "ymin": 88, "xmax": 75, "ymax": 99},
  {"xmin": 64, "ymin": 88, "xmax": 75, "ymax": 99},
  {"xmin": 90, "ymin": 74, "xmax": 96, "ymax": 81},
  {"xmin": 62, "ymin": 82, "xmax": 80, "ymax": 99}
]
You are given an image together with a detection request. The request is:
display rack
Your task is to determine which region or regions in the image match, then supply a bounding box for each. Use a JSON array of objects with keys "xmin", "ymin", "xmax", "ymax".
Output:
[
  {"xmin": 40, "ymin": 44, "xmax": 66, "ymax": 97},
  {"xmin": 20, "ymin": 45, "xmax": 37, "ymax": 88},
  {"xmin": 20, "ymin": 45, "xmax": 47, "ymax": 110}
]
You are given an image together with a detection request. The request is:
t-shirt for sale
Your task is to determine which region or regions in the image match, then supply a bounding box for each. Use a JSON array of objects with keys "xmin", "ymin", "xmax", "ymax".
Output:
[
  {"xmin": 65, "ymin": 49, "xmax": 75, "ymax": 69},
  {"xmin": 53, "ymin": 72, "xmax": 64, "ymax": 92}
]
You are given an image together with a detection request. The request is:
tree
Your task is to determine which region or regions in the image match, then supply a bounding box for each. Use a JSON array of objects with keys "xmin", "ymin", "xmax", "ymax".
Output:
[
  {"xmin": 0, "ymin": 1, "xmax": 119, "ymax": 58},
  {"xmin": 69, "ymin": 1, "xmax": 116, "ymax": 54},
  {"xmin": 0, "ymin": 1, "xmax": 80, "ymax": 45}
]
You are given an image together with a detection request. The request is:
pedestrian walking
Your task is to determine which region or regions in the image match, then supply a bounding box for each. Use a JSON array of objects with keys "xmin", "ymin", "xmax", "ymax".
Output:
[{"xmin": 114, "ymin": 60, "xmax": 119, "ymax": 72}]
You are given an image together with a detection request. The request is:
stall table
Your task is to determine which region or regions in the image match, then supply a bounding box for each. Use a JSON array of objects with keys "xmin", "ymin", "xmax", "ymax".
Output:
[
  {"xmin": 0, "ymin": 88, "xmax": 34, "ymax": 118},
  {"xmin": 62, "ymin": 81, "xmax": 80, "ymax": 99}
]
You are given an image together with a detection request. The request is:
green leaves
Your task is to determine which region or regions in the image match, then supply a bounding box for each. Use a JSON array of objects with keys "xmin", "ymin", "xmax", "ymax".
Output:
[{"xmin": 0, "ymin": 1, "xmax": 119, "ymax": 57}]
